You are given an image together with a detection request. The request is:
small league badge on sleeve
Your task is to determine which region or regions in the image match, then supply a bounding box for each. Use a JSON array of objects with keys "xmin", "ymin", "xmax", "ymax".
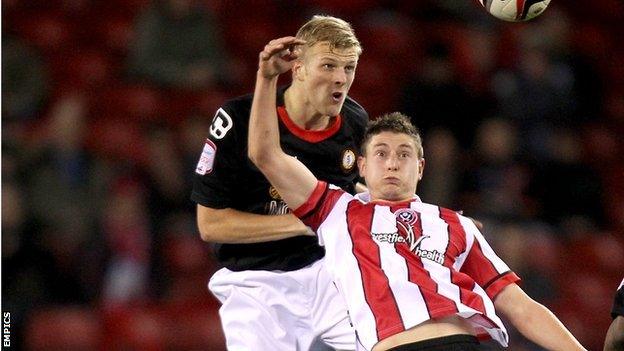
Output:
[{"xmin": 195, "ymin": 139, "xmax": 217, "ymax": 175}]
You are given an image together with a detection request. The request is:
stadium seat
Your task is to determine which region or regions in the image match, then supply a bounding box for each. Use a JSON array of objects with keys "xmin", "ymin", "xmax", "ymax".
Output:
[
  {"xmin": 25, "ymin": 306, "xmax": 102, "ymax": 351},
  {"xmin": 164, "ymin": 301, "xmax": 225, "ymax": 351},
  {"xmin": 95, "ymin": 16, "xmax": 135, "ymax": 55},
  {"xmin": 93, "ymin": 84, "xmax": 162, "ymax": 122},
  {"xmin": 103, "ymin": 305, "xmax": 166, "ymax": 351},
  {"xmin": 49, "ymin": 49, "xmax": 115, "ymax": 90},
  {"xmin": 15, "ymin": 12, "xmax": 74, "ymax": 53},
  {"xmin": 86, "ymin": 118, "xmax": 147, "ymax": 163}
]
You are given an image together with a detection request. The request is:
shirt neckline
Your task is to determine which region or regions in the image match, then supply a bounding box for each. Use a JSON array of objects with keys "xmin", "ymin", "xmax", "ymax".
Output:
[{"xmin": 276, "ymin": 106, "xmax": 342, "ymax": 143}]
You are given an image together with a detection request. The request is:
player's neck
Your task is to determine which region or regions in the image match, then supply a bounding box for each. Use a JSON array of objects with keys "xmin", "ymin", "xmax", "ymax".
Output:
[{"xmin": 284, "ymin": 86, "xmax": 334, "ymax": 131}]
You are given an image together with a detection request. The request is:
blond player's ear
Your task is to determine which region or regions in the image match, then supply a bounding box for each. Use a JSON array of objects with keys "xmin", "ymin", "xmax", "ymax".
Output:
[{"xmin": 292, "ymin": 59, "xmax": 305, "ymax": 81}]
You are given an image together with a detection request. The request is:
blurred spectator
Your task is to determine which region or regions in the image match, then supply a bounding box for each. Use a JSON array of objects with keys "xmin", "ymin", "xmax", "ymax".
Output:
[
  {"xmin": 126, "ymin": 0, "xmax": 231, "ymax": 90},
  {"xmin": 400, "ymin": 41, "xmax": 481, "ymax": 148},
  {"xmin": 25, "ymin": 94, "xmax": 99, "ymax": 238},
  {"xmin": 461, "ymin": 118, "xmax": 530, "ymax": 220},
  {"xmin": 418, "ymin": 127, "xmax": 460, "ymax": 207},
  {"xmin": 526, "ymin": 128, "xmax": 606, "ymax": 229},
  {"xmin": 18, "ymin": 93, "xmax": 106, "ymax": 303},
  {"xmin": 141, "ymin": 125, "xmax": 191, "ymax": 298},
  {"xmin": 143, "ymin": 124, "xmax": 187, "ymax": 211},
  {"xmin": 101, "ymin": 177, "xmax": 151, "ymax": 307},
  {"xmin": 159, "ymin": 212, "xmax": 216, "ymax": 302},
  {"xmin": 490, "ymin": 9, "xmax": 593, "ymax": 160},
  {"xmin": 484, "ymin": 222, "xmax": 561, "ymax": 351},
  {"xmin": 2, "ymin": 34, "xmax": 49, "ymax": 122}
]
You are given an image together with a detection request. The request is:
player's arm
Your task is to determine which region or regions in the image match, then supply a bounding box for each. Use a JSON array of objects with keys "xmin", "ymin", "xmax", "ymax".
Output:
[
  {"xmin": 192, "ymin": 103, "xmax": 312, "ymax": 244},
  {"xmin": 494, "ymin": 284, "xmax": 586, "ymax": 351},
  {"xmin": 247, "ymin": 37, "xmax": 317, "ymax": 211},
  {"xmin": 196, "ymin": 205, "xmax": 312, "ymax": 243}
]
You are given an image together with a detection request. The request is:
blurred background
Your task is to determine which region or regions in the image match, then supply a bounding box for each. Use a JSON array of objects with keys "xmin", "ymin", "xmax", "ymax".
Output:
[{"xmin": 2, "ymin": 0, "xmax": 623, "ymax": 350}]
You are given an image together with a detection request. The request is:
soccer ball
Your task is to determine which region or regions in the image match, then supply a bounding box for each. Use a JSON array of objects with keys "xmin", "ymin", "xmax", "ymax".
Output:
[{"xmin": 479, "ymin": 0, "xmax": 551, "ymax": 22}]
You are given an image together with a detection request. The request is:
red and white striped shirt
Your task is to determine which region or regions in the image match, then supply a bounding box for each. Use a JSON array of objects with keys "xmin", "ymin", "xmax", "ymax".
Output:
[{"xmin": 294, "ymin": 181, "xmax": 520, "ymax": 350}]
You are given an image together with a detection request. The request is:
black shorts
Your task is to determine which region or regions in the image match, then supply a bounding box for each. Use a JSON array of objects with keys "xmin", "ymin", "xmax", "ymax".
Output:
[{"xmin": 386, "ymin": 335, "xmax": 480, "ymax": 351}]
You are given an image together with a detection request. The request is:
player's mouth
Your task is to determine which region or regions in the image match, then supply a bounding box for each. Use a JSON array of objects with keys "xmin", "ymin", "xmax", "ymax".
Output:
[
  {"xmin": 331, "ymin": 92, "xmax": 344, "ymax": 103},
  {"xmin": 383, "ymin": 177, "xmax": 401, "ymax": 185}
]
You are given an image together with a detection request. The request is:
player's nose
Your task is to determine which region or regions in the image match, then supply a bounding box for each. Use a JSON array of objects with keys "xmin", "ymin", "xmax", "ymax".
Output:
[
  {"xmin": 386, "ymin": 154, "xmax": 399, "ymax": 170},
  {"xmin": 333, "ymin": 69, "xmax": 347, "ymax": 85}
]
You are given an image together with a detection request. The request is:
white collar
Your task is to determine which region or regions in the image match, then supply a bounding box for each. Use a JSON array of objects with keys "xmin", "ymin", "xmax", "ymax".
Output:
[{"xmin": 354, "ymin": 192, "xmax": 422, "ymax": 204}]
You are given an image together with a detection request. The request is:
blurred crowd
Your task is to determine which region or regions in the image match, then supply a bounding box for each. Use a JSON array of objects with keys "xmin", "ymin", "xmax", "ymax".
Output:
[{"xmin": 2, "ymin": 0, "xmax": 623, "ymax": 350}]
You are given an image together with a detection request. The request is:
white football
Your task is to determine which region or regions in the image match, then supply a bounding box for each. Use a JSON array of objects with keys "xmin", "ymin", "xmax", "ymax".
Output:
[{"xmin": 479, "ymin": 0, "xmax": 551, "ymax": 22}]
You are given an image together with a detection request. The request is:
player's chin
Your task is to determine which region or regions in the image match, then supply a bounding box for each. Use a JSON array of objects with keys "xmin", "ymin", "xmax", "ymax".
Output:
[
  {"xmin": 324, "ymin": 99, "xmax": 344, "ymax": 115},
  {"xmin": 325, "ymin": 105, "xmax": 342, "ymax": 117},
  {"xmin": 380, "ymin": 186, "xmax": 404, "ymax": 201}
]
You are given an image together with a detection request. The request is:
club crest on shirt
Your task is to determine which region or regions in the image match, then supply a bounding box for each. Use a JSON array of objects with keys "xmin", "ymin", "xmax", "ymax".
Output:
[
  {"xmin": 395, "ymin": 209, "xmax": 422, "ymax": 252},
  {"xmin": 372, "ymin": 208, "xmax": 445, "ymax": 265},
  {"xmin": 395, "ymin": 208, "xmax": 418, "ymax": 226},
  {"xmin": 341, "ymin": 148, "xmax": 356, "ymax": 172}
]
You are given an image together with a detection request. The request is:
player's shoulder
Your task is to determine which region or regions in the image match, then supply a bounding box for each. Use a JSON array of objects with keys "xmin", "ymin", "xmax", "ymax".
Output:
[
  {"xmin": 416, "ymin": 202, "xmax": 472, "ymax": 222},
  {"xmin": 220, "ymin": 93, "xmax": 254, "ymax": 122},
  {"xmin": 342, "ymin": 95, "xmax": 369, "ymax": 125},
  {"xmin": 209, "ymin": 92, "xmax": 255, "ymax": 141},
  {"xmin": 412, "ymin": 200, "xmax": 442, "ymax": 213},
  {"xmin": 219, "ymin": 86, "xmax": 287, "ymax": 124}
]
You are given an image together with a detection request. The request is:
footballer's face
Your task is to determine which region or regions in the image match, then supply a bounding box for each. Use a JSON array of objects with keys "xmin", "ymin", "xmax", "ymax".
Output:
[
  {"xmin": 295, "ymin": 41, "xmax": 359, "ymax": 118},
  {"xmin": 358, "ymin": 132, "xmax": 425, "ymax": 202}
]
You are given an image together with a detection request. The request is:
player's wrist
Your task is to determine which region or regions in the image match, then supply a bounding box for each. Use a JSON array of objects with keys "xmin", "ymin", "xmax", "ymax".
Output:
[{"xmin": 257, "ymin": 69, "xmax": 280, "ymax": 81}]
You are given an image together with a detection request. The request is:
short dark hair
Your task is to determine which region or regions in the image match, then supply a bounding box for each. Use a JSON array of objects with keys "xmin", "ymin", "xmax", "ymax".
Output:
[{"xmin": 361, "ymin": 112, "xmax": 423, "ymax": 158}]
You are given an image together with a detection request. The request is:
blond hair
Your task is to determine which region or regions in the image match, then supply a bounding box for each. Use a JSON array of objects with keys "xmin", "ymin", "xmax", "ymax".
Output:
[{"xmin": 296, "ymin": 15, "xmax": 362, "ymax": 56}]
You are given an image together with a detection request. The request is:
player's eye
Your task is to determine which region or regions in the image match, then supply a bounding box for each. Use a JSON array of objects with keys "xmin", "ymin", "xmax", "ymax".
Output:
[
  {"xmin": 322, "ymin": 63, "xmax": 334, "ymax": 70},
  {"xmin": 375, "ymin": 151, "xmax": 385, "ymax": 157},
  {"xmin": 345, "ymin": 65, "xmax": 355, "ymax": 72}
]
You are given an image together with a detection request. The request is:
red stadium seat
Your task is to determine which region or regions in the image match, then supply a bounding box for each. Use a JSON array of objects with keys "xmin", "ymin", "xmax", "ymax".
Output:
[
  {"xmin": 49, "ymin": 49, "xmax": 116, "ymax": 90},
  {"xmin": 95, "ymin": 16, "xmax": 135, "ymax": 54},
  {"xmin": 86, "ymin": 118, "xmax": 147, "ymax": 164},
  {"xmin": 15, "ymin": 12, "xmax": 74, "ymax": 53},
  {"xmin": 25, "ymin": 306, "xmax": 102, "ymax": 351},
  {"xmin": 103, "ymin": 305, "xmax": 166, "ymax": 351},
  {"xmin": 164, "ymin": 301, "xmax": 225, "ymax": 351},
  {"xmin": 93, "ymin": 84, "xmax": 162, "ymax": 122}
]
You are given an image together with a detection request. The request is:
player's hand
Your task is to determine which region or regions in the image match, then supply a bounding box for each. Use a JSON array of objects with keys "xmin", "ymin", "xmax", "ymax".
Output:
[{"xmin": 258, "ymin": 36, "xmax": 306, "ymax": 79}]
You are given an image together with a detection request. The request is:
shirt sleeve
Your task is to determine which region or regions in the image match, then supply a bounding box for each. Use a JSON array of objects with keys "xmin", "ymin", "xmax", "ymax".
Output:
[
  {"xmin": 292, "ymin": 181, "xmax": 346, "ymax": 232},
  {"xmin": 459, "ymin": 218, "xmax": 521, "ymax": 300},
  {"xmin": 191, "ymin": 105, "xmax": 242, "ymax": 209}
]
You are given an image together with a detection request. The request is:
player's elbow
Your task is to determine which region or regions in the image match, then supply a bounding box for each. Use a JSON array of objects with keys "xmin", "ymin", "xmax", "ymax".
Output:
[
  {"xmin": 196, "ymin": 205, "xmax": 223, "ymax": 242},
  {"xmin": 247, "ymin": 146, "xmax": 261, "ymax": 166},
  {"xmin": 248, "ymin": 146, "xmax": 273, "ymax": 171},
  {"xmin": 197, "ymin": 218, "xmax": 217, "ymax": 242}
]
